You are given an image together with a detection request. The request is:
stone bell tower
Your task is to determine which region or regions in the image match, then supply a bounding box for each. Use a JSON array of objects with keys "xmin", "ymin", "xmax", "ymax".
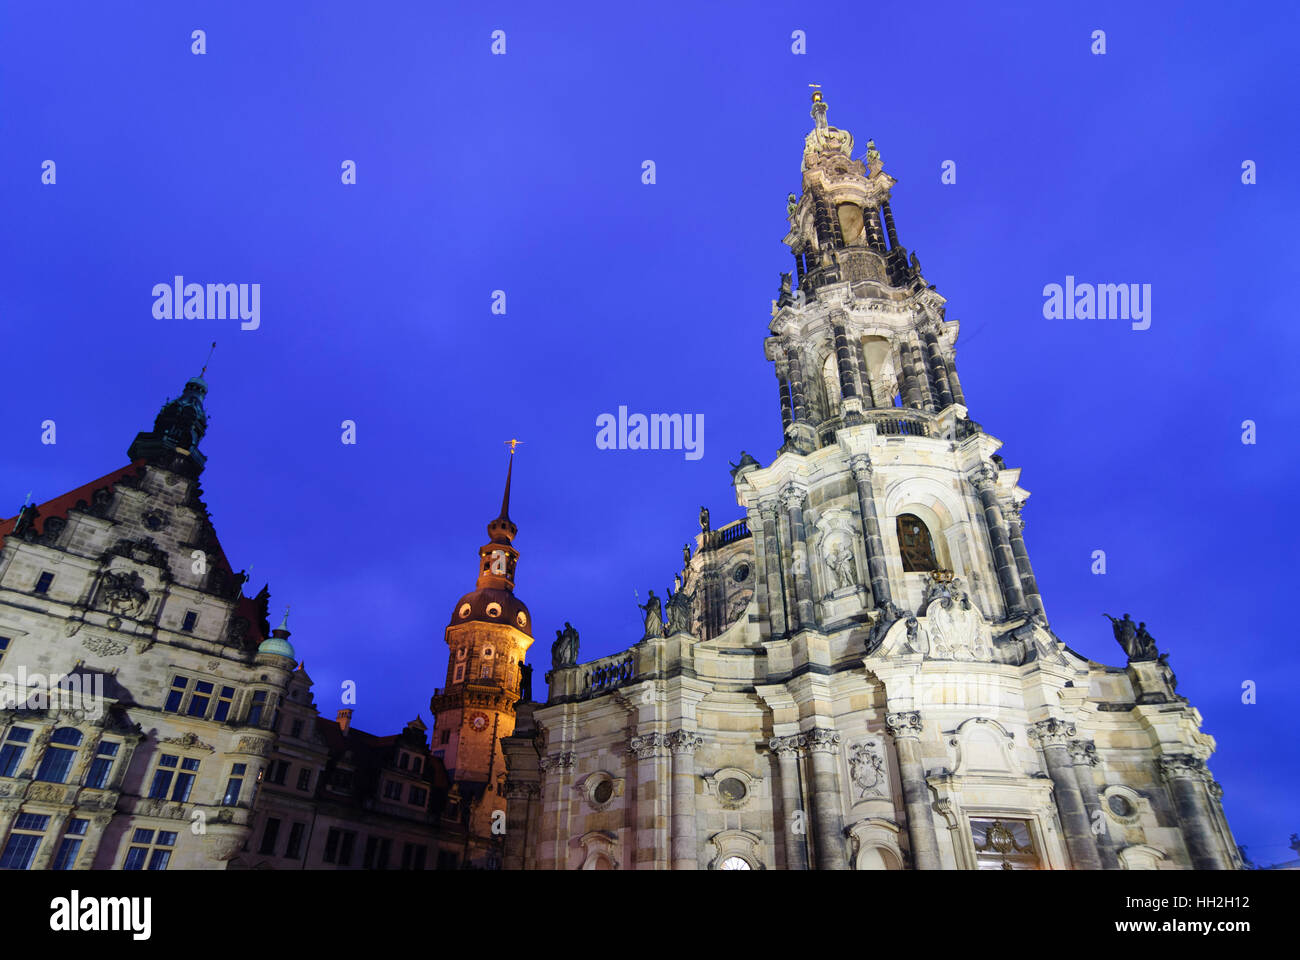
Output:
[
  {"xmin": 430, "ymin": 449, "xmax": 534, "ymax": 845},
  {"xmin": 735, "ymin": 86, "xmax": 1044, "ymax": 637}
]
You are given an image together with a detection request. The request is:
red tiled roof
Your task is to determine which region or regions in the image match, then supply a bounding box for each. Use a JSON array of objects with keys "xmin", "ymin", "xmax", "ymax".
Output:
[{"xmin": 0, "ymin": 462, "xmax": 146, "ymax": 544}]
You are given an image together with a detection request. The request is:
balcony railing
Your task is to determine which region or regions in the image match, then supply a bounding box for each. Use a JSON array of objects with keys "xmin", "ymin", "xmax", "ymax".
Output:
[
  {"xmin": 581, "ymin": 653, "xmax": 637, "ymax": 697},
  {"xmin": 864, "ymin": 410, "xmax": 931, "ymax": 438}
]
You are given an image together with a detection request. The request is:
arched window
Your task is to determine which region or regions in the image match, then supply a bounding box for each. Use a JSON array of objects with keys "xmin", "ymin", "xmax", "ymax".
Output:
[
  {"xmin": 897, "ymin": 514, "xmax": 938, "ymax": 572},
  {"xmin": 35, "ymin": 727, "xmax": 83, "ymax": 784}
]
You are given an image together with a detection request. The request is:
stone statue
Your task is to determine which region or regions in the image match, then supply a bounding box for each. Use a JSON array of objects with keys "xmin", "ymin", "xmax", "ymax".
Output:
[
  {"xmin": 519, "ymin": 663, "xmax": 533, "ymax": 702},
  {"xmin": 828, "ymin": 544, "xmax": 858, "ymax": 590},
  {"xmin": 786, "ymin": 192, "xmax": 798, "ymax": 218},
  {"xmin": 639, "ymin": 590, "xmax": 665, "ymax": 639},
  {"xmin": 683, "ymin": 542, "xmax": 692, "ymax": 567},
  {"xmin": 909, "ymin": 251, "xmax": 921, "ymax": 275},
  {"xmin": 865, "ymin": 139, "xmax": 881, "ymax": 167},
  {"xmin": 665, "ymin": 586, "xmax": 694, "ymax": 635},
  {"xmin": 551, "ymin": 622, "xmax": 580, "ymax": 668},
  {"xmin": 699, "ymin": 506, "xmax": 710, "ymax": 532},
  {"xmin": 1105, "ymin": 613, "xmax": 1157, "ymax": 661},
  {"xmin": 729, "ymin": 451, "xmax": 759, "ymax": 478}
]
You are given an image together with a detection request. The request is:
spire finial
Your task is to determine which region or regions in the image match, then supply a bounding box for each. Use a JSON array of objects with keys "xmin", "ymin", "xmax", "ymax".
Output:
[
  {"xmin": 279, "ymin": 604, "xmax": 290, "ymax": 631},
  {"xmin": 499, "ymin": 440, "xmax": 521, "ymax": 519},
  {"xmin": 200, "ymin": 341, "xmax": 216, "ymax": 379}
]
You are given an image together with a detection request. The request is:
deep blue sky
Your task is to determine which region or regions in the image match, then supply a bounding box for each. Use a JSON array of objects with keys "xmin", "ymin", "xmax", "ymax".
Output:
[{"xmin": 3, "ymin": 2, "xmax": 1297, "ymax": 865}]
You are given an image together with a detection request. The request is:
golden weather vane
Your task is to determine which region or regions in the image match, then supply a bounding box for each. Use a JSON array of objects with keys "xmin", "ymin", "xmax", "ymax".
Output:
[{"xmin": 504, "ymin": 438, "xmax": 523, "ymax": 453}]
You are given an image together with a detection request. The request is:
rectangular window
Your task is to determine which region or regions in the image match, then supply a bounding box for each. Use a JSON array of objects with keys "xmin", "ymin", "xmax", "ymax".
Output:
[
  {"xmin": 324, "ymin": 828, "xmax": 341, "ymax": 863},
  {"xmin": 172, "ymin": 757, "xmax": 200, "ymax": 802},
  {"xmin": 453, "ymin": 664, "xmax": 465, "ymax": 683},
  {"xmin": 337, "ymin": 830, "xmax": 356, "ymax": 866},
  {"xmin": 290, "ymin": 718, "xmax": 303, "ymax": 739},
  {"xmin": 186, "ymin": 680, "xmax": 214, "ymax": 718},
  {"xmin": 34, "ymin": 571, "xmax": 54, "ymax": 594},
  {"xmin": 296, "ymin": 767, "xmax": 312, "ymax": 791},
  {"xmin": 401, "ymin": 843, "xmax": 428, "ymax": 870},
  {"xmin": 408, "ymin": 786, "xmax": 428, "ymax": 807},
  {"xmin": 266, "ymin": 759, "xmax": 288, "ymax": 785},
  {"xmin": 164, "ymin": 676, "xmax": 187, "ymax": 713},
  {"xmin": 181, "ymin": 610, "xmax": 198, "ymax": 632},
  {"xmin": 0, "ymin": 813, "xmax": 50, "ymax": 869},
  {"xmin": 213, "ymin": 686, "xmax": 235, "ymax": 723},
  {"xmin": 970, "ymin": 817, "xmax": 1040, "ymax": 870},
  {"xmin": 52, "ymin": 818, "xmax": 88, "ymax": 870},
  {"xmin": 259, "ymin": 817, "xmax": 280, "ymax": 856},
  {"xmin": 85, "ymin": 740, "xmax": 120, "ymax": 789},
  {"xmin": 0, "ymin": 726, "xmax": 33, "ymax": 777},
  {"xmin": 363, "ymin": 836, "xmax": 391, "ymax": 870},
  {"xmin": 383, "ymin": 779, "xmax": 402, "ymax": 800},
  {"xmin": 247, "ymin": 691, "xmax": 267, "ymax": 727},
  {"xmin": 123, "ymin": 829, "xmax": 175, "ymax": 870},
  {"xmin": 285, "ymin": 821, "xmax": 306, "ymax": 859},
  {"xmin": 148, "ymin": 754, "xmax": 178, "ymax": 799},
  {"xmin": 222, "ymin": 763, "xmax": 246, "ymax": 806},
  {"xmin": 410, "ymin": 757, "xmax": 422, "ymax": 774},
  {"xmin": 440, "ymin": 729, "xmax": 450, "ymax": 745},
  {"xmin": 0, "ymin": 635, "xmax": 10, "ymax": 668}
]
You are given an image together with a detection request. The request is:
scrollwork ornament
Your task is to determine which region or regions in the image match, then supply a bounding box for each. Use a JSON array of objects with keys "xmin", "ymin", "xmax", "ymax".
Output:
[
  {"xmin": 628, "ymin": 733, "xmax": 669, "ymax": 760},
  {"xmin": 667, "ymin": 730, "xmax": 703, "ymax": 755},
  {"xmin": 805, "ymin": 727, "xmax": 842, "ymax": 754},
  {"xmin": 1029, "ymin": 718, "xmax": 1076, "ymax": 748}
]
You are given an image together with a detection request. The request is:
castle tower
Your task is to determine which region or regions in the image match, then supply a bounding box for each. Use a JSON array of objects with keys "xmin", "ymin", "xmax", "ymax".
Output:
[{"xmin": 430, "ymin": 451, "xmax": 534, "ymax": 851}]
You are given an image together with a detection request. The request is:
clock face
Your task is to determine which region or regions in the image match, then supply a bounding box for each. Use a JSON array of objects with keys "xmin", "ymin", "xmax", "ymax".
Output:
[{"xmin": 469, "ymin": 713, "xmax": 489, "ymax": 733}]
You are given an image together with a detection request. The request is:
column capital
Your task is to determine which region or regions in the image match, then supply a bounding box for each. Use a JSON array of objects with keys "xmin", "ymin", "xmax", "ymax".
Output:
[
  {"xmin": 768, "ymin": 734, "xmax": 806, "ymax": 757},
  {"xmin": 667, "ymin": 730, "xmax": 704, "ymax": 755},
  {"xmin": 503, "ymin": 779, "xmax": 542, "ymax": 799},
  {"xmin": 885, "ymin": 711, "xmax": 923, "ymax": 739},
  {"xmin": 538, "ymin": 751, "xmax": 576, "ymax": 772},
  {"xmin": 969, "ymin": 464, "xmax": 998, "ymax": 490},
  {"xmin": 1029, "ymin": 717, "xmax": 1077, "ymax": 748},
  {"xmin": 1158, "ymin": 753, "xmax": 1211, "ymax": 784},
  {"xmin": 805, "ymin": 727, "xmax": 842, "ymax": 754},
  {"xmin": 628, "ymin": 733, "xmax": 670, "ymax": 760},
  {"xmin": 1068, "ymin": 739, "xmax": 1098, "ymax": 766},
  {"xmin": 781, "ymin": 484, "xmax": 808, "ymax": 511},
  {"xmin": 849, "ymin": 454, "xmax": 874, "ymax": 482},
  {"xmin": 759, "ymin": 500, "xmax": 781, "ymax": 522}
]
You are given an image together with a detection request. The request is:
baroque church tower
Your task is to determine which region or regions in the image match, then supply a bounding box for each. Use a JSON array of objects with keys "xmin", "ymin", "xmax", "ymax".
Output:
[
  {"xmin": 431, "ymin": 452, "xmax": 534, "ymax": 851},
  {"xmin": 500, "ymin": 91, "xmax": 1239, "ymax": 871}
]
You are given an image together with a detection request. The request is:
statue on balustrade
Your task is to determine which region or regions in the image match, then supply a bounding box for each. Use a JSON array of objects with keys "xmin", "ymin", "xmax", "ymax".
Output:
[
  {"xmin": 665, "ymin": 585, "xmax": 695, "ymax": 636},
  {"xmin": 639, "ymin": 590, "xmax": 665, "ymax": 640},
  {"xmin": 1105, "ymin": 613, "xmax": 1159, "ymax": 662},
  {"xmin": 551, "ymin": 621, "xmax": 580, "ymax": 669}
]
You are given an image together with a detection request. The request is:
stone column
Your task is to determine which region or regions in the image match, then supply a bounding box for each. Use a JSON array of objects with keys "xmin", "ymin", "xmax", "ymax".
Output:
[
  {"xmin": 1158, "ymin": 755, "xmax": 1230, "ymax": 869},
  {"xmin": 971, "ymin": 467, "xmax": 1027, "ymax": 617},
  {"xmin": 784, "ymin": 344, "xmax": 810, "ymax": 426},
  {"xmin": 1030, "ymin": 719, "xmax": 1101, "ymax": 869},
  {"xmin": 805, "ymin": 728, "xmax": 848, "ymax": 870},
  {"xmin": 769, "ymin": 735, "xmax": 809, "ymax": 869},
  {"xmin": 775, "ymin": 358, "xmax": 793, "ymax": 434},
  {"xmin": 923, "ymin": 329, "xmax": 954, "ymax": 409},
  {"xmin": 629, "ymin": 734, "xmax": 670, "ymax": 869},
  {"xmin": 853, "ymin": 339, "xmax": 875, "ymax": 408},
  {"xmin": 759, "ymin": 503, "xmax": 789, "ymax": 638},
  {"xmin": 885, "ymin": 711, "xmax": 942, "ymax": 870},
  {"xmin": 898, "ymin": 342, "xmax": 922, "ymax": 409},
  {"xmin": 668, "ymin": 730, "xmax": 703, "ymax": 869},
  {"xmin": 831, "ymin": 316, "xmax": 861, "ymax": 424},
  {"xmin": 1070, "ymin": 740, "xmax": 1119, "ymax": 869},
  {"xmin": 865, "ymin": 205, "xmax": 886, "ymax": 252},
  {"xmin": 781, "ymin": 485, "xmax": 815, "ymax": 630},
  {"xmin": 538, "ymin": 751, "xmax": 575, "ymax": 869},
  {"xmin": 1007, "ymin": 504, "xmax": 1046, "ymax": 622},
  {"xmin": 909, "ymin": 339, "xmax": 935, "ymax": 412},
  {"xmin": 503, "ymin": 780, "xmax": 540, "ymax": 870},
  {"xmin": 849, "ymin": 455, "xmax": 893, "ymax": 610},
  {"xmin": 881, "ymin": 200, "xmax": 900, "ymax": 249},
  {"xmin": 947, "ymin": 357, "xmax": 966, "ymax": 406}
]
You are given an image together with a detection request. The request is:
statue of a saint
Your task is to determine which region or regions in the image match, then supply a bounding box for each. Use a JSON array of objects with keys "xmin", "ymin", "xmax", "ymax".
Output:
[
  {"xmin": 786, "ymin": 192, "xmax": 798, "ymax": 218},
  {"xmin": 665, "ymin": 586, "xmax": 694, "ymax": 635},
  {"xmin": 1104, "ymin": 613, "xmax": 1143, "ymax": 660},
  {"xmin": 639, "ymin": 590, "xmax": 665, "ymax": 640},
  {"xmin": 699, "ymin": 506, "xmax": 710, "ymax": 532},
  {"xmin": 909, "ymin": 251, "xmax": 921, "ymax": 275},
  {"xmin": 829, "ymin": 545, "xmax": 858, "ymax": 590},
  {"xmin": 683, "ymin": 542, "xmax": 692, "ymax": 567},
  {"xmin": 551, "ymin": 622, "xmax": 580, "ymax": 668},
  {"xmin": 1134, "ymin": 622, "xmax": 1159, "ymax": 661}
]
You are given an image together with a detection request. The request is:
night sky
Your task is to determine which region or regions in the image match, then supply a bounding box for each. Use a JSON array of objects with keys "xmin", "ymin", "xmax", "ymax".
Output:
[{"xmin": 2, "ymin": 2, "xmax": 1296, "ymax": 866}]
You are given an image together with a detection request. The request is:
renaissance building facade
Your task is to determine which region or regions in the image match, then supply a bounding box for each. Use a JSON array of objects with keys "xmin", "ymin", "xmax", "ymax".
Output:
[{"xmin": 500, "ymin": 91, "xmax": 1240, "ymax": 870}]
